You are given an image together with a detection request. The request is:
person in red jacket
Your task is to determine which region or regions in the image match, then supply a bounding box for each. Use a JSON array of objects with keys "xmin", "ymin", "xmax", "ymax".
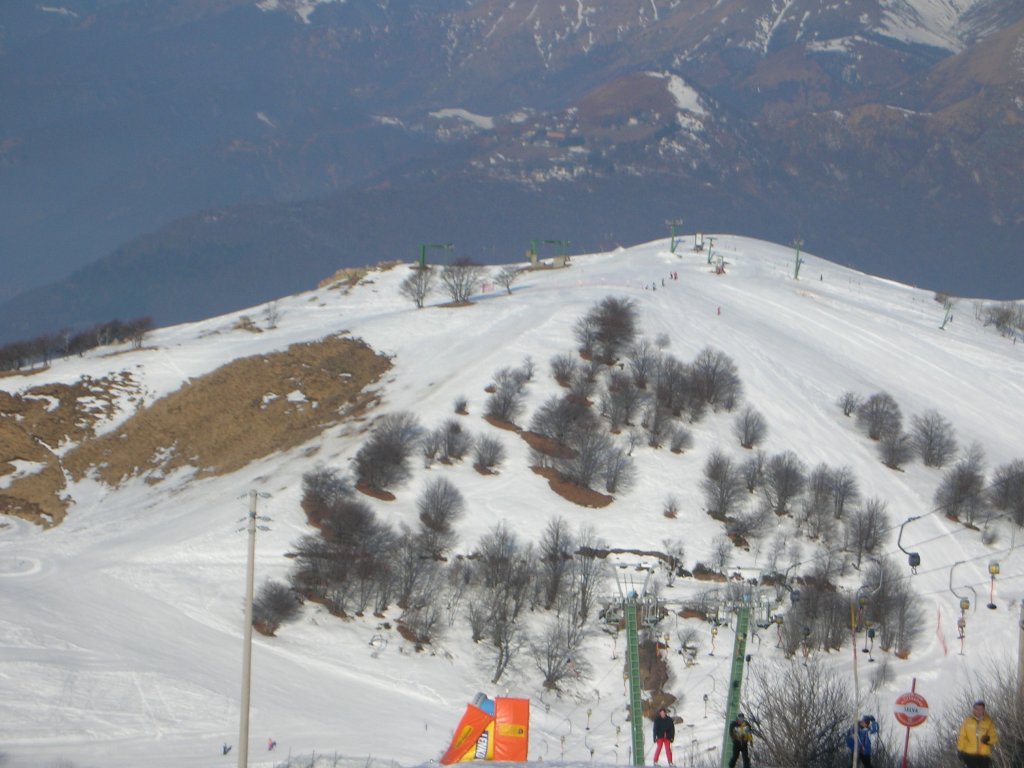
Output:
[{"xmin": 652, "ymin": 708, "xmax": 675, "ymax": 766}]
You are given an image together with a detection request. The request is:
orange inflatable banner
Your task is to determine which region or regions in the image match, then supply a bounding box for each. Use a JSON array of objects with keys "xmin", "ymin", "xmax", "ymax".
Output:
[{"xmin": 440, "ymin": 696, "xmax": 529, "ymax": 764}]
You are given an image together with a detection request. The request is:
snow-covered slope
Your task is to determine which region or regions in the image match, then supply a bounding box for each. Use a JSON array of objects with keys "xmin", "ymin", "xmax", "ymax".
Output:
[{"xmin": 1, "ymin": 236, "xmax": 1022, "ymax": 768}]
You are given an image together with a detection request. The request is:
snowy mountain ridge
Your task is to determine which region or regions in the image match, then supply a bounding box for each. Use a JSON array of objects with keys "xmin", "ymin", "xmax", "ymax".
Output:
[{"xmin": 1, "ymin": 235, "xmax": 1023, "ymax": 768}]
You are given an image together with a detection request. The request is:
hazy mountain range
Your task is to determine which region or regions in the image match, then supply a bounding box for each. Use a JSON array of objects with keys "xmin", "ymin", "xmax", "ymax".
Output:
[{"xmin": 1, "ymin": 0, "xmax": 1022, "ymax": 342}]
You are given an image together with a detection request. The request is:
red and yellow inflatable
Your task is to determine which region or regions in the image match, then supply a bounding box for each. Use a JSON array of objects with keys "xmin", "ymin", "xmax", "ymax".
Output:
[{"xmin": 440, "ymin": 695, "xmax": 530, "ymax": 764}]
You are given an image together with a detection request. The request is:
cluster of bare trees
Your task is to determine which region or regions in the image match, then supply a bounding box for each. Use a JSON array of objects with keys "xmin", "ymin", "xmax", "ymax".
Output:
[
  {"xmin": 399, "ymin": 261, "xmax": 524, "ymax": 308},
  {"xmin": 290, "ymin": 470, "xmax": 607, "ymax": 686},
  {"xmin": 0, "ymin": 315, "xmax": 153, "ymax": 371}
]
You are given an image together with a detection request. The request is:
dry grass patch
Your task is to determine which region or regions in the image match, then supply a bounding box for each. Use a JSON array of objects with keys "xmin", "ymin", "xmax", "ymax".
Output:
[
  {"xmin": 530, "ymin": 466, "xmax": 613, "ymax": 508},
  {"xmin": 63, "ymin": 335, "xmax": 390, "ymax": 488}
]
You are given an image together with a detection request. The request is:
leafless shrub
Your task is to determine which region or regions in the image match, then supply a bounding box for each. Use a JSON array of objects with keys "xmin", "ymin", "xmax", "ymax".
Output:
[
  {"xmin": 702, "ymin": 449, "xmax": 745, "ymax": 518},
  {"xmin": 663, "ymin": 495, "xmax": 680, "ymax": 518},
  {"xmin": 578, "ymin": 295, "xmax": 640, "ymax": 363},
  {"xmin": 400, "ymin": 266, "xmax": 436, "ymax": 308},
  {"xmin": 439, "ymin": 259, "xmax": 486, "ymax": 303},
  {"xmin": 747, "ymin": 659, "xmax": 852, "ymax": 768},
  {"xmin": 550, "ymin": 353, "xmax": 578, "ymax": 386},
  {"xmin": 837, "ymin": 391, "xmax": 860, "ymax": 417},
  {"xmin": 855, "ymin": 392, "xmax": 902, "ymax": 441},
  {"xmin": 252, "ymin": 580, "xmax": 302, "ymax": 633},
  {"xmin": 690, "ymin": 346, "xmax": 743, "ymax": 411},
  {"xmin": 734, "ymin": 405, "xmax": 768, "ymax": 449},
  {"xmin": 417, "ymin": 477, "xmax": 465, "ymax": 557},
  {"xmin": 627, "ymin": 338, "xmax": 659, "ymax": 388},
  {"xmin": 353, "ymin": 412, "xmax": 423, "ymax": 491},
  {"xmin": 600, "ymin": 370, "xmax": 644, "ymax": 431},
  {"xmin": 879, "ymin": 430, "xmax": 914, "ymax": 470},
  {"xmin": 474, "ymin": 435, "xmax": 506, "ymax": 470},
  {"xmin": 741, "ymin": 450, "xmax": 767, "ymax": 494},
  {"xmin": 669, "ymin": 426, "xmax": 693, "ymax": 453},
  {"xmin": 494, "ymin": 266, "xmax": 522, "ymax": 295}
]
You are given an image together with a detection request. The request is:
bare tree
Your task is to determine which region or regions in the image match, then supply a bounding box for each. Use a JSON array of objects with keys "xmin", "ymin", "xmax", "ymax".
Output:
[
  {"xmin": 653, "ymin": 354, "xmax": 692, "ymax": 417},
  {"xmin": 763, "ymin": 451, "xmax": 807, "ymax": 515},
  {"xmin": 734, "ymin": 406, "xmax": 768, "ymax": 449},
  {"xmin": 741, "ymin": 450, "xmax": 767, "ymax": 494},
  {"xmin": 572, "ymin": 526, "xmax": 607, "ymax": 624},
  {"xmin": 855, "ymin": 391, "xmax": 902, "ymax": 440},
  {"xmin": 538, "ymin": 517, "xmax": 575, "ymax": 609},
  {"xmin": 627, "ymin": 338, "xmax": 659, "ymax": 388},
  {"xmin": 550, "ymin": 353, "xmax": 578, "ymax": 386},
  {"xmin": 701, "ymin": 449, "xmax": 745, "ymax": 518},
  {"xmin": 690, "ymin": 346, "xmax": 743, "ymax": 411},
  {"xmin": 432, "ymin": 418, "xmax": 474, "ymax": 462},
  {"xmin": 531, "ymin": 395, "xmax": 597, "ymax": 446},
  {"xmin": 493, "ymin": 266, "xmax": 522, "ymax": 295},
  {"xmin": 603, "ymin": 444, "xmax": 636, "ymax": 494},
  {"xmin": 583, "ymin": 296, "xmax": 640, "ymax": 363},
  {"xmin": 990, "ymin": 459, "xmax": 1024, "ymax": 524},
  {"xmin": 862, "ymin": 558, "xmax": 925, "ymax": 656},
  {"xmin": 555, "ymin": 423, "xmax": 616, "ymax": 489},
  {"xmin": 828, "ymin": 466, "xmax": 859, "ymax": 520},
  {"xmin": 911, "ymin": 409, "xmax": 958, "ymax": 468},
  {"xmin": 353, "ymin": 412, "xmax": 423, "ymax": 491},
  {"xmin": 847, "ymin": 497, "xmax": 889, "ymax": 569},
  {"xmin": 473, "ymin": 435, "xmax": 506, "ymax": 471},
  {"xmin": 935, "ymin": 443, "xmax": 988, "ymax": 524},
  {"xmin": 439, "ymin": 259, "xmax": 486, "ymax": 303},
  {"xmin": 392, "ymin": 526, "xmax": 440, "ymax": 609},
  {"xmin": 669, "ymin": 426, "xmax": 693, "ymax": 453},
  {"xmin": 748, "ymin": 659, "xmax": 852, "ymax": 768},
  {"xmin": 710, "ymin": 535, "xmax": 734, "ymax": 573},
  {"xmin": 485, "ymin": 367, "xmax": 527, "ymax": 424},
  {"xmin": 879, "ymin": 430, "xmax": 914, "ymax": 470},
  {"xmin": 473, "ymin": 523, "xmax": 535, "ymax": 683},
  {"xmin": 600, "ymin": 370, "xmax": 644, "ymax": 431},
  {"xmin": 643, "ymin": 403, "xmax": 673, "ymax": 448},
  {"xmin": 799, "ymin": 464, "xmax": 834, "ymax": 538},
  {"xmin": 532, "ymin": 608, "xmax": 590, "ymax": 690},
  {"xmin": 417, "ymin": 477, "xmax": 465, "ymax": 557},
  {"xmin": 400, "ymin": 267, "xmax": 436, "ymax": 308},
  {"xmin": 252, "ymin": 580, "xmax": 302, "ymax": 634},
  {"xmin": 837, "ymin": 391, "xmax": 861, "ymax": 417}
]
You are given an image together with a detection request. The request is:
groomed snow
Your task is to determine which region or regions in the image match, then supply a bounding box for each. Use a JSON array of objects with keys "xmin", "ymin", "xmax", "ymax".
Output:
[{"xmin": 1, "ymin": 235, "xmax": 1022, "ymax": 768}]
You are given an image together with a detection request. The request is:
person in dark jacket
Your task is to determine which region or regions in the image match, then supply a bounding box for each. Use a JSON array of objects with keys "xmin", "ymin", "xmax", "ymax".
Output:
[
  {"xmin": 729, "ymin": 713, "xmax": 753, "ymax": 768},
  {"xmin": 846, "ymin": 718, "xmax": 874, "ymax": 767},
  {"xmin": 652, "ymin": 708, "xmax": 675, "ymax": 766}
]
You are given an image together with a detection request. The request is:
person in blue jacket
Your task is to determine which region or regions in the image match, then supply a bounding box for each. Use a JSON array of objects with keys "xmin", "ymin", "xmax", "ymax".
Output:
[{"xmin": 846, "ymin": 716, "xmax": 874, "ymax": 767}]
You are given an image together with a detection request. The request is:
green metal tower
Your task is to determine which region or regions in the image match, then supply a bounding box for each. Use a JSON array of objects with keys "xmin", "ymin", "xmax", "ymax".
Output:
[
  {"xmin": 625, "ymin": 599, "xmax": 645, "ymax": 767},
  {"xmin": 720, "ymin": 607, "xmax": 751, "ymax": 768}
]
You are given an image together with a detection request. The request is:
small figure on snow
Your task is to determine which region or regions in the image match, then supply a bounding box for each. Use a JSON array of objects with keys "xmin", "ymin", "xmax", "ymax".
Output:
[
  {"xmin": 846, "ymin": 716, "xmax": 875, "ymax": 767},
  {"xmin": 652, "ymin": 707, "xmax": 675, "ymax": 766},
  {"xmin": 957, "ymin": 700, "xmax": 998, "ymax": 767},
  {"xmin": 222, "ymin": 743, "xmax": 232, "ymax": 756},
  {"xmin": 268, "ymin": 737, "xmax": 277, "ymax": 751},
  {"xmin": 728, "ymin": 713, "xmax": 753, "ymax": 768}
]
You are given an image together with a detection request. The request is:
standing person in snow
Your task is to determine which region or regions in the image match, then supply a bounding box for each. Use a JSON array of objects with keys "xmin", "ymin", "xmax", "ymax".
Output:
[
  {"xmin": 846, "ymin": 717, "xmax": 874, "ymax": 767},
  {"xmin": 957, "ymin": 700, "xmax": 998, "ymax": 767},
  {"xmin": 652, "ymin": 707, "xmax": 675, "ymax": 766},
  {"xmin": 728, "ymin": 713, "xmax": 753, "ymax": 768}
]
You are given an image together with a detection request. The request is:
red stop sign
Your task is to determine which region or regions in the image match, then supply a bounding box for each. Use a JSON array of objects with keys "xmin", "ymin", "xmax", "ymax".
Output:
[{"xmin": 894, "ymin": 691, "xmax": 929, "ymax": 727}]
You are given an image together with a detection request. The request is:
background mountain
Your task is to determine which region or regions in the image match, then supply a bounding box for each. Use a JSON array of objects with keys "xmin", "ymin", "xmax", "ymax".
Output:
[
  {"xmin": 1, "ymin": 0, "xmax": 1022, "ymax": 342},
  {"xmin": 1, "ymin": 236, "xmax": 1023, "ymax": 767}
]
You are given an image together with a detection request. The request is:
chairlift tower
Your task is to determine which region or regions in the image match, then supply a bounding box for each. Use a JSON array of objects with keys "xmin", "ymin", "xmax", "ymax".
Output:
[
  {"xmin": 719, "ymin": 604, "xmax": 751, "ymax": 768},
  {"xmin": 614, "ymin": 568, "xmax": 655, "ymax": 766}
]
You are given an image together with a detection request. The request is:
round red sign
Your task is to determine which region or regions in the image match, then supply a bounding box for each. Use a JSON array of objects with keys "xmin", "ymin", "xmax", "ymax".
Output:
[{"xmin": 894, "ymin": 691, "xmax": 929, "ymax": 727}]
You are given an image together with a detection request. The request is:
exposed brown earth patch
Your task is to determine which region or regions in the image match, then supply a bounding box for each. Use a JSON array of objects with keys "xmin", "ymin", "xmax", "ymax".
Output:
[
  {"xmin": 1, "ymin": 335, "xmax": 390, "ymax": 527},
  {"xmin": 530, "ymin": 465, "xmax": 614, "ymax": 508}
]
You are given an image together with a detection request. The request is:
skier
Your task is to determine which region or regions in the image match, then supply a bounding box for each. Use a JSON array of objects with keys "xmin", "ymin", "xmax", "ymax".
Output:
[
  {"xmin": 222, "ymin": 743, "xmax": 232, "ymax": 755},
  {"xmin": 652, "ymin": 707, "xmax": 675, "ymax": 766},
  {"xmin": 846, "ymin": 717, "xmax": 874, "ymax": 767},
  {"xmin": 728, "ymin": 713, "xmax": 753, "ymax": 768},
  {"xmin": 957, "ymin": 700, "xmax": 998, "ymax": 767},
  {"xmin": 268, "ymin": 737, "xmax": 277, "ymax": 751}
]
